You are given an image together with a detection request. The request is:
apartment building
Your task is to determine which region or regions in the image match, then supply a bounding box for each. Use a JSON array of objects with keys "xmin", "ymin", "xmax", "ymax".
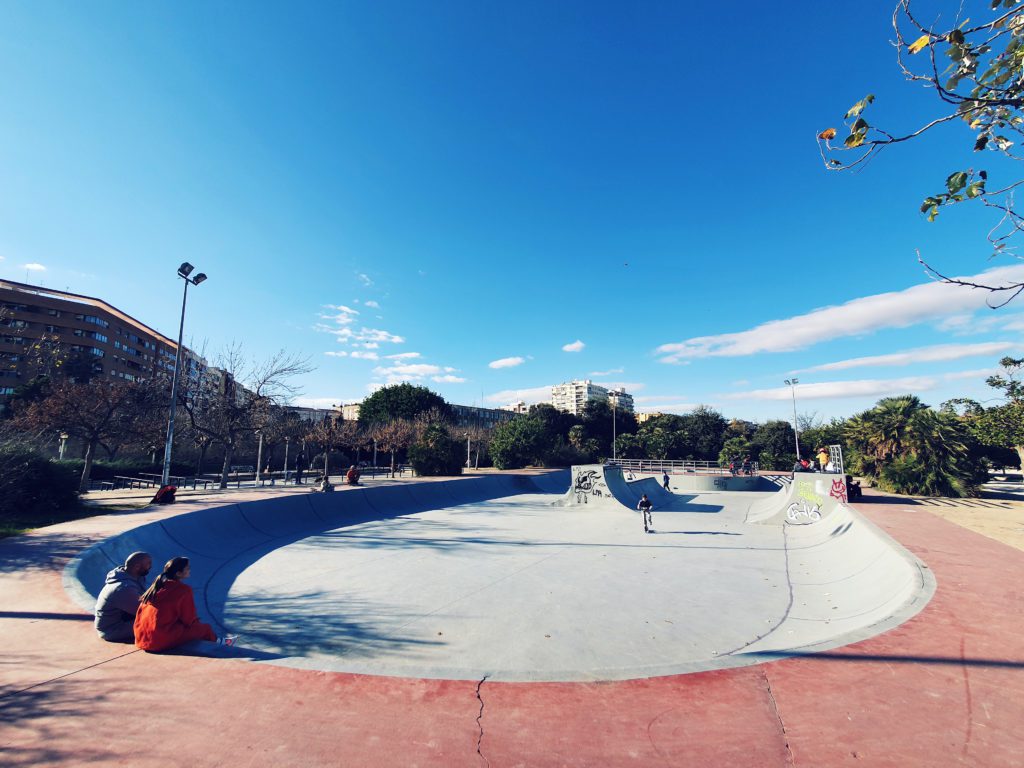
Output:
[
  {"xmin": 0, "ymin": 279, "xmax": 204, "ymax": 404},
  {"xmin": 551, "ymin": 379, "xmax": 634, "ymax": 416}
]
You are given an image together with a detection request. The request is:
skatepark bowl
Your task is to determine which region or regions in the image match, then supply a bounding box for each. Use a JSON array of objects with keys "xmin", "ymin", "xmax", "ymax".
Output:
[{"xmin": 65, "ymin": 465, "xmax": 935, "ymax": 683}]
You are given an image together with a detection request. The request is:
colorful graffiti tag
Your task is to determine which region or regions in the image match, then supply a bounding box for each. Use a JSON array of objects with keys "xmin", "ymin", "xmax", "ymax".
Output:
[{"xmin": 829, "ymin": 478, "xmax": 848, "ymax": 504}]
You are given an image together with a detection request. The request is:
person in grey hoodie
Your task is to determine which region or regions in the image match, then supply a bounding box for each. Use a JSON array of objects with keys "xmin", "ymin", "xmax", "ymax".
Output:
[{"xmin": 94, "ymin": 552, "xmax": 152, "ymax": 642}]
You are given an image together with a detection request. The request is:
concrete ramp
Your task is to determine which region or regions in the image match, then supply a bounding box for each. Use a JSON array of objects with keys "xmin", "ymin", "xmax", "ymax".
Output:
[
  {"xmin": 746, "ymin": 473, "xmax": 850, "ymax": 526},
  {"xmin": 556, "ymin": 464, "xmax": 672, "ymax": 510}
]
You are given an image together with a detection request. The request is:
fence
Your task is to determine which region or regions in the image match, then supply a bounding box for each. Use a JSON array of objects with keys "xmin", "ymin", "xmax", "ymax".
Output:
[{"xmin": 611, "ymin": 458, "xmax": 760, "ymax": 476}]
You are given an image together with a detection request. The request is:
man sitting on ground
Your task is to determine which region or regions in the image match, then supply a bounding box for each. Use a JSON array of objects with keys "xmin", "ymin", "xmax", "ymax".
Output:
[
  {"xmin": 345, "ymin": 465, "xmax": 361, "ymax": 485},
  {"xmin": 94, "ymin": 551, "xmax": 152, "ymax": 643}
]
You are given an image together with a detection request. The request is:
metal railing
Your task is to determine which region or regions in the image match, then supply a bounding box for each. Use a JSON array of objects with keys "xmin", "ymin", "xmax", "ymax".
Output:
[{"xmin": 611, "ymin": 458, "xmax": 760, "ymax": 476}]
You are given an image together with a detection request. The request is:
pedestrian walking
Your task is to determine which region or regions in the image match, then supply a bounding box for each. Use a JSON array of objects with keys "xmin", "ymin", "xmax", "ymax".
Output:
[
  {"xmin": 294, "ymin": 453, "xmax": 306, "ymax": 485},
  {"xmin": 662, "ymin": 472, "xmax": 670, "ymax": 491},
  {"xmin": 637, "ymin": 493, "xmax": 654, "ymax": 534}
]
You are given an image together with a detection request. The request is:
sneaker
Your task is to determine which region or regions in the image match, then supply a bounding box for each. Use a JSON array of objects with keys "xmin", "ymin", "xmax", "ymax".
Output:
[{"xmin": 218, "ymin": 634, "xmax": 238, "ymax": 647}]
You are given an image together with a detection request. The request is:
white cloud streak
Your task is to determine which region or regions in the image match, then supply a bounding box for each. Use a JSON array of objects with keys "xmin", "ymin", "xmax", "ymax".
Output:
[
  {"xmin": 590, "ymin": 367, "xmax": 623, "ymax": 376},
  {"xmin": 723, "ymin": 377, "xmax": 939, "ymax": 402},
  {"xmin": 562, "ymin": 340, "xmax": 585, "ymax": 352},
  {"xmin": 364, "ymin": 300, "xmax": 380, "ymax": 308},
  {"xmin": 656, "ymin": 265, "xmax": 1024, "ymax": 363},
  {"xmin": 432, "ymin": 374, "xmax": 466, "ymax": 383},
  {"xmin": 489, "ymin": 356, "xmax": 526, "ymax": 369},
  {"xmin": 799, "ymin": 342, "xmax": 1018, "ymax": 373},
  {"xmin": 23, "ymin": 263, "xmax": 46, "ymax": 272}
]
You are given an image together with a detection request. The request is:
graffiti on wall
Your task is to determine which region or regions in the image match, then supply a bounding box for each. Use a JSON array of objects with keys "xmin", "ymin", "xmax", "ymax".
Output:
[
  {"xmin": 829, "ymin": 478, "xmax": 848, "ymax": 504},
  {"xmin": 787, "ymin": 480, "xmax": 824, "ymax": 525},
  {"xmin": 573, "ymin": 468, "xmax": 608, "ymax": 504}
]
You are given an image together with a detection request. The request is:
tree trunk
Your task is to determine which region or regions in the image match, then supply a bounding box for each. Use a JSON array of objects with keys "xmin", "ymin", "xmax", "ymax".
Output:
[
  {"xmin": 197, "ymin": 443, "xmax": 208, "ymax": 476},
  {"xmin": 391, "ymin": 449, "xmax": 396, "ymax": 478},
  {"xmin": 220, "ymin": 444, "xmax": 234, "ymax": 489},
  {"xmin": 1016, "ymin": 445, "xmax": 1024, "ymax": 473},
  {"xmin": 79, "ymin": 438, "xmax": 97, "ymax": 494}
]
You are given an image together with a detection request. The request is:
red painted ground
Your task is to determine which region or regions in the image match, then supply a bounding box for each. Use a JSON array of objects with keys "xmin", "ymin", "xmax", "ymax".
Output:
[{"xmin": 2, "ymin": 493, "xmax": 1023, "ymax": 767}]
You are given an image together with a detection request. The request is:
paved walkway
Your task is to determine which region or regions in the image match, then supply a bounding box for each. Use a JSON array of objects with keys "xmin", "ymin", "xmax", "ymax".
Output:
[{"xmin": 2, "ymin": 483, "xmax": 1023, "ymax": 766}]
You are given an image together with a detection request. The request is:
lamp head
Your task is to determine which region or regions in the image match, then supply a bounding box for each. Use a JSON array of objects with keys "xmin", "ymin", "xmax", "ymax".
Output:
[
  {"xmin": 178, "ymin": 262, "xmax": 194, "ymax": 278},
  {"xmin": 191, "ymin": 273, "xmax": 207, "ymax": 285}
]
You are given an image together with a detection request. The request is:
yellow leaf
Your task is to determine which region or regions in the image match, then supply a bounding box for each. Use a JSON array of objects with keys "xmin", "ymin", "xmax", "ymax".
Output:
[
  {"xmin": 818, "ymin": 128, "xmax": 837, "ymax": 141},
  {"xmin": 908, "ymin": 35, "xmax": 931, "ymax": 54}
]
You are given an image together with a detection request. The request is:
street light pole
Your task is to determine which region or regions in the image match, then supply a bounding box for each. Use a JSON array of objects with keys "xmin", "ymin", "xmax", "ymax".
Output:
[
  {"xmin": 161, "ymin": 263, "xmax": 207, "ymax": 487},
  {"xmin": 465, "ymin": 432, "xmax": 471, "ymax": 468},
  {"xmin": 284, "ymin": 436, "xmax": 290, "ymax": 483},
  {"xmin": 612, "ymin": 398, "xmax": 617, "ymax": 461},
  {"xmin": 784, "ymin": 378, "xmax": 801, "ymax": 459}
]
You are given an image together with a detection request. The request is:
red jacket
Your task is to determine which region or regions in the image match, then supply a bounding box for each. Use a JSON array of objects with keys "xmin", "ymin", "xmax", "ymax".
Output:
[{"xmin": 134, "ymin": 580, "xmax": 215, "ymax": 651}]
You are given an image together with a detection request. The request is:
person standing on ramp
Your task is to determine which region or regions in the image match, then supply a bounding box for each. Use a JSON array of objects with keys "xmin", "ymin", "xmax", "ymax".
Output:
[
  {"xmin": 637, "ymin": 493, "xmax": 654, "ymax": 534},
  {"xmin": 662, "ymin": 472, "xmax": 670, "ymax": 491}
]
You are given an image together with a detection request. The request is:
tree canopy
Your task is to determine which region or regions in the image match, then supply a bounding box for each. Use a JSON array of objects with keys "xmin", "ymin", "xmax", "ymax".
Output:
[{"xmin": 358, "ymin": 383, "xmax": 452, "ymax": 425}]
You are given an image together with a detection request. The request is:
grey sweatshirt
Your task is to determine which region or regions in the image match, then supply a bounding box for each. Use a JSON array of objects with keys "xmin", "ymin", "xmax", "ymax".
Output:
[{"xmin": 94, "ymin": 566, "xmax": 146, "ymax": 635}]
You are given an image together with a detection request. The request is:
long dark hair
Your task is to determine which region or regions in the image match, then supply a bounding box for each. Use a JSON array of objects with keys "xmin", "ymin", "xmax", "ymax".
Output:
[{"xmin": 140, "ymin": 556, "xmax": 190, "ymax": 605}]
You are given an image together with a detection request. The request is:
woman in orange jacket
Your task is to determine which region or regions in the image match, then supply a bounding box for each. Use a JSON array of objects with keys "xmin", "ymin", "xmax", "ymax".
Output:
[{"xmin": 134, "ymin": 556, "xmax": 218, "ymax": 651}]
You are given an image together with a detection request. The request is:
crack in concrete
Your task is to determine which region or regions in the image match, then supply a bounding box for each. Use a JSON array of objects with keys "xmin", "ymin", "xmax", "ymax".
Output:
[
  {"xmin": 762, "ymin": 668, "xmax": 795, "ymax": 766},
  {"xmin": 474, "ymin": 673, "xmax": 491, "ymax": 767}
]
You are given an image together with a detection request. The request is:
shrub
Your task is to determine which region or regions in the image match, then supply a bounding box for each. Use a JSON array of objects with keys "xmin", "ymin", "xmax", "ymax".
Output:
[
  {"xmin": 0, "ymin": 447, "xmax": 80, "ymax": 528},
  {"xmin": 408, "ymin": 424, "xmax": 463, "ymax": 476}
]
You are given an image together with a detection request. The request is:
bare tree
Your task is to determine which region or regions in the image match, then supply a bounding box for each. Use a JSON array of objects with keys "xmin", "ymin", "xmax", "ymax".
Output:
[
  {"xmin": 181, "ymin": 346, "xmax": 312, "ymax": 488},
  {"xmin": 16, "ymin": 379, "xmax": 164, "ymax": 492},
  {"xmin": 372, "ymin": 419, "xmax": 416, "ymax": 477}
]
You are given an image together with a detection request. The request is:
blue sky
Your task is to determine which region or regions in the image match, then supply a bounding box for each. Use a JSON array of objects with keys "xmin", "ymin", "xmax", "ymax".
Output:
[{"xmin": 1, "ymin": 1, "xmax": 1022, "ymax": 422}]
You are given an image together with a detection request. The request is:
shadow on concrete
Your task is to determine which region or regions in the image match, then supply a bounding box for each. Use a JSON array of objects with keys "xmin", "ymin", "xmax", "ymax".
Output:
[
  {"xmin": 0, "ymin": 611, "xmax": 92, "ymax": 621},
  {"xmin": 752, "ymin": 649, "xmax": 1024, "ymax": 669},
  {"xmin": 0, "ymin": 531, "xmax": 98, "ymax": 575},
  {"xmin": 221, "ymin": 589, "xmax": 446, "ymax": 661},
  {"xmin": 0, "ymin": 680, "xmax": 118, "ymax": 766}
]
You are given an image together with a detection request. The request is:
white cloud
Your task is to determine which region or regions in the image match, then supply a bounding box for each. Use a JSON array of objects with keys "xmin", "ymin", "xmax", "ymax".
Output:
[
  {"xmin": 656, "ymin": 265, "xmax": 1024, "ymax": 363},
  {"xmin": 432, "ymin": 374, "xmax": 466, "ymax": 383},
  {"xmin": 489, "ymin": 356, "xmax": 526, "ymax": 369},
  {"xmin": 324, "ymin": 351, "xmax": 348, "ymax": 358},
  {"xmin": 364, "ymin": 300, "xmax": 380, "ymax": 309},
  {"xmin": 722, "ymin": 377, "xmax": 939, "ymax": 401},
  {"xmin": 358, "ymin": 273, "xmax": 373, "ymax": 286},
  {"xmin": 562, "ymin": 339, "xmax": 585, "ymax": 352},
  {"xmin": 23, "ymin": 263, "xmax": 46, "ymax": 272},
  {"xmin": 361, "ymin": 342, "xmax": 380, "ymax": 349},
  {"xmin": 385, "ymin": 352, "xmax": 421, "ymax": 360},
  {"xmin": 484, "ymin": 385, "xmax": 553, "ymax": 405},
  {"xmin": 356, "ymin": 328, "xmax": 404, "ymax": 344},
  {"xmin": 942, "ymin": 367, "xmax": 999, "ymax": 381},
  {"xmin": 590, "ymin": 367, "xmax": 623, "ymax": 376},
  {"xmin": 799, "ymin": 342, "xmax": 1018, "ymax": 373},
  {"xmin": 351, "ymin": 351, "xmax": 379, "ymax": 360}
]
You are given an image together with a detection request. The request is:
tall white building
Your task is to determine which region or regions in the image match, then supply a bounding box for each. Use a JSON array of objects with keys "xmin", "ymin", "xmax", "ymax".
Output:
[
  {"xmin": 607, "ymin": 387, "xmax": 634, "ymax": 414},
  {"xmin": 551, "ymin": 379, "xmax": 634, "ymax": 416}
]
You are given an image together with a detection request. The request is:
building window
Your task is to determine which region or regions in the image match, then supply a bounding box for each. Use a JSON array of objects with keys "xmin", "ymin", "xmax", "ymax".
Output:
[
  {"xmin": 89, "ymin": 347, "xmax": 104, "ymax": 357},
  {"xmin": 0, "ymin": 387, "xmax": 15, "ymax": 395}
]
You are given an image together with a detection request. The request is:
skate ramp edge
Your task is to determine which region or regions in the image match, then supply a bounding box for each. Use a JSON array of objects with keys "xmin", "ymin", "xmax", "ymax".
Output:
[
  {"xmin": 740, "ymin": 502, "xmax": 936, "ymax": 656},
  {"xmin": 746, "ymin": 473, "xmax": 850, "ymax": 525},
  {"xmin": 63, "ymin": 470, "xmax": 570, "ymax": 619},
  {"xmin": 555, "ymin": 464, "xmax": 671, "ymax": 510}
]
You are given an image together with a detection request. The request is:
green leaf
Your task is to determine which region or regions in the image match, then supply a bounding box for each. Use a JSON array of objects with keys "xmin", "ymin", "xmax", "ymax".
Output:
[
  {"xmin": 851, "ymin": 117, "xmax": 868, "ymax": 132},
  {"xmin": 966, "ymin": 182, "xmax": 986, "ymax": 198},
  {"xmin": 927, "ymin": 205, "xmax": 940, "ymax": 222},
  {"xmin": 844, "ymin": 94, "xmax": 875, "ymax": 120},
  {"xmin": 844, "ymin": 132, "xmax": 865, "ymax": 148},
  {"xmin": 975, "ymin": 135, "xmax": 989, "ymax": 151},
  {"xmin": 949, "ymin": 29, "xmax": 966, "ymax": 45},
  {"xmin": 946, "ymin": 171, "xmax": 969, "ymax": 193}
]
